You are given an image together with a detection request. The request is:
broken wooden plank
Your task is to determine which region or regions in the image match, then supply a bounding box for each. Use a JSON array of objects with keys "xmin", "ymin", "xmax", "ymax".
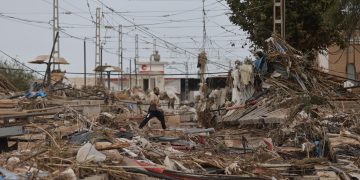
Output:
[{"xmin": 95, "ymin": 142, "xmax": 130, "ymax": 151}]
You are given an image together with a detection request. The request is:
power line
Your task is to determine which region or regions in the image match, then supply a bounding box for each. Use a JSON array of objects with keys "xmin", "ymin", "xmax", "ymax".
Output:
[
  {"xmin": 62, "ymin": 0, "xmax": 85, "ymax": 12},
  {"xmin": 1, "ymin": 1, "xmax": 240, "ymax": 62},
  {"xmin": 0, "ymin": 13, "xmax": 50, "ymax": 24},
  {"xmin": 40, "ymin": 0, "xmax": 95, "ymax": 24},
  {"xmin": 0, "ymin": 14, "xmax": 89, "ymax": 40},
  {"xmin": 95, "ymin": 0, "xmax": 229, "ymax": 70},
  {"xmin": 105, "ymin": 8, "xmax": 226, "ymax": 14},
  {"xmin": 141, "ymin": 34, "xmax": 244, "ymax": 39},
  {"xmin": 0, "ymin": 13, "xmax": 96, "ymax": 29},
  {"xmin": 59, "ymin": 71, "xmax": 229, "ymax": 76},
  {"xmin": 97, "ymin": 5, "xmax": 210, "ymax": 68},
  {"xmin": 94, "ymin": 0, "xmax": 196, "ymax": 56},
  {"xmin": 0, "ymin": 45, "xmax": 77, "ymax": 86},
  {"xmin": 86, "ymin": 0, "xmax": 95, "ymax": 22},
  {"xmin": 102, "ymin": 38, "xmax": 230, "ymax": 72},
  {"xmin": 146, "ymin": 0, "xmax": 219, "ymax": 18},
  {"xmin": 126, "ymin": 24, "xmax": 240, "ymax": 29},
  {"xmin": 0, "ymin": 12, "xmax": 97, "ymax": 43},
  {"xmin": 0, "ymin": 14, "xmax": 51, "ymax": 30},
  {"xmin": 1, "ymin": 0, "xmax": 238, "ymax": 72},
  {"xmin": 0, "ymin": 8, "xmax": 229, "ymax": 15},
  {"xmin": 114, "ymin": 12, "xmax": 227, "ymax": 21},
  {"xmin": 60, "ymin": 23, "xmax": 244, "ymax": 30},
  {"xmin": 0, "ymin": 10, "xmax": 94, "ymax": 40},
  {"xmin": 1, "ymin": 12, "xmax": 92, "ymax": 41},
  {"xmin": 0, "ymin": 49, "xmax": 44, "ymax": 77},
  {"xmin": 104, "ymin": 46, "xmax": 244, "ymax": 50},
  {"xmin": 215, "ymin": 0, "xmax": 230, "ymax": 10},
  {"xmin": 0, "ymin": 66, "xmax": 228, "ymax": 76}
]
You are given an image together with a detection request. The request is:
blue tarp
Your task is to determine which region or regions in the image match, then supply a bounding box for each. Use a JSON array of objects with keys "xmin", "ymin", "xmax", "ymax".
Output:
[
  {"xmin": 24, "ymin": 90, "xmax": 47, "ymax": 99},
  {"xmin": 254, "ymin": 56, "xmax": 263, "ymax": 71},
  {"xmin": 0, "ymin": 168, "xmax": 20, "ymax": 180}
]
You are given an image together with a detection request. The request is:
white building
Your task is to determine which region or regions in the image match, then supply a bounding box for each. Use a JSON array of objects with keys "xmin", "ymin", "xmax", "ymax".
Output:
[{"xmin": 135, "ymin": 60, "xmax": 168, "ymax": 91}]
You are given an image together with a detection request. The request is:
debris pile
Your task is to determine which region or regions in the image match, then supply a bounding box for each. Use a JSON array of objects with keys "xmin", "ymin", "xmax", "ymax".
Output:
[
  {"xmin": 219, "ymin": 35, "xmax": 360, "ymax": 179},
  {"xmin": 0, "ymin": 35, "xmax": 360, "ymax": 179},
  {"xmin": 0, "ymin": 73, "xmax": 17, "ymax": 95}
]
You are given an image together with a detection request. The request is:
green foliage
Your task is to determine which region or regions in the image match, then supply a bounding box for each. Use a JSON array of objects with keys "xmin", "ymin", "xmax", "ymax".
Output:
[
  {"xmin": 226, "ymin": 0, "xmax": 360, "ymax": 54},
  {"xmin": 0, "ymin": 57, "xmax": 36, "ymax": 91},
  {"xmin": 323, "ymin": 0, "xmax": 360, "ymax": 41}
]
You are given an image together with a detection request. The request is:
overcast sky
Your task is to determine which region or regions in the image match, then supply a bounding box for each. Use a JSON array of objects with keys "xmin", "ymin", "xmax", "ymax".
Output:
[{"xmin": 0, "ymin": 0, "xmax": 250, "ymax": 78}]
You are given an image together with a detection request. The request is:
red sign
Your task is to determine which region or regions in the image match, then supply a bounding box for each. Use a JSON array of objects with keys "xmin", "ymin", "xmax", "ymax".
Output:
[{"xmin": 141, "ymin": 64, "xmax": 147, "ymax": 71}]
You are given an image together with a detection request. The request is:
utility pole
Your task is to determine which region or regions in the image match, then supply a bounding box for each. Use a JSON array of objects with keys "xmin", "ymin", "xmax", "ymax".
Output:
[
  {"xmin": 134, "ymin": 57, "xmax": 137, "ymax": 88},
  {"xmin": 283, "ymin": 0, "xmax": 285, "ymax": 38},
  {"xmin": 53, "ymin": 0, "xmax": 60, "ymax": 70},
  {"xmin": 199, "ymin": 0, "xmax": 207, "ymax": 85},
  {"xmin": 135, "ymin": 34, "xmax": 139, "ymax": 87},
  {"xmin": 118, "ymin": 25, "xmax": 123, "ymax": 90},
  {"xmin": 84, "ymin": 38, "xmax": 87, "ymax": 87},
  {"xmin": 153, "ymin": 39, "xmax": 157, "ymax": 53},
  {"xmin": 107, "ymin": 71, "xmax": 111, "ymax": 90},
  {"xmin": 95, "ymin": 7, "xmax": 101, "ymax": 85},
  {"xmin": 100, "ymin": 45, "xmax": 103, "ymax": 86},
  {"xmin": 129, "ymin": 58, "xmax": 132, "ymax": 89},
  {"xmin": 202, "ymin": 0, "xmax": 206, "ymax": 51},
  {"xmin": 150, "ymin": 38, "xmax": 156, "ymax": 88},
  {"xmin": 273, "ymin": 0, "xmax": 285, "ymax": 39},
  {"xmin": 185, "ymin": 61, "xmax": 189, "ymax": 100}
]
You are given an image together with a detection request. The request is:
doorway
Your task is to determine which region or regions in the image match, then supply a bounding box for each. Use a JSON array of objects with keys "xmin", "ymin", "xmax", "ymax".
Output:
[{"xmin": 143, "ymin": 79, "xmax": 149, "ymax": 91}]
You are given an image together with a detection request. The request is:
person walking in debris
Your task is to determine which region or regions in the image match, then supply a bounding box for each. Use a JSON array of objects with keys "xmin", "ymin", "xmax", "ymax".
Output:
[{"xmin": 139, "ymin": 87, "xmax": 167, "ymax": 130}]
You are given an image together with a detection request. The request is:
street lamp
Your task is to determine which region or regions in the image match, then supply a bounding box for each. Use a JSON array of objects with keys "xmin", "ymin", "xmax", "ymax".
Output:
[
  {"xmin": 94, "ymin": 64, "xmax": 121, "ymax": 90},
  {"xmin": 29, "ymin": 55, "xmax": 69, "ymax": 88}
]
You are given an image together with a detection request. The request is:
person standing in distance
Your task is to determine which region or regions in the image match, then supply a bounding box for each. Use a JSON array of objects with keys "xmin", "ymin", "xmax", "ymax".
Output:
[{"xmin": 138, "ymin": 87, "xmax": 167, "ymax": 130}]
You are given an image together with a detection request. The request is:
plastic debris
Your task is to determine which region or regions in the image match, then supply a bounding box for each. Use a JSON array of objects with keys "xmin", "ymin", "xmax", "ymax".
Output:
[{"xmin": 76, "ymin": 143, "xmax": 106, "ymax": 163}]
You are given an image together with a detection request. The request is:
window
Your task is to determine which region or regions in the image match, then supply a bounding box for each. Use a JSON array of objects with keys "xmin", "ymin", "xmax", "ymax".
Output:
[{"xmin": 346, "ymin": 63, "xmax": 356, "ymax": 80}]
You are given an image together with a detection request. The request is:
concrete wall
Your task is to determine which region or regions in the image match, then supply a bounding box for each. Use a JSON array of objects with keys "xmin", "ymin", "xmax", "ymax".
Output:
[
  {"xmin": 68, "ymin": 77, "xmax": 96, "ymax": 88},
  {"xmin": 138, "ymin": 64, "xmax": 164, "ymax": 72},
  {"xmin": 324, "ymin": 31, "xmax": 360, "ymax": 80},
  {"xmin": 327, "ymin": 44, "xmax": 360, "ymax": 80},
  {"xmin": 68, "ymin": 76, "xmax": 181, "ymax": 93},
  {"xmin": 164, "ymin": 79, "xmax": 181, "ymax": 93}
]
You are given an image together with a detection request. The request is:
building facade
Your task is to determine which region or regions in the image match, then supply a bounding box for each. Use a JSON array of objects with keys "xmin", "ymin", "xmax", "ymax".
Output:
[
  {"xmin": 318, "ymin": 31, "xmax": 360, "ymax": 80},
  {"xmin": 68, "ymin": 59, "xmax": 200, "ymax": 101},
  {"xmin": 136, "ymin": 60, "xmax": 167, "ymax": 91}
]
